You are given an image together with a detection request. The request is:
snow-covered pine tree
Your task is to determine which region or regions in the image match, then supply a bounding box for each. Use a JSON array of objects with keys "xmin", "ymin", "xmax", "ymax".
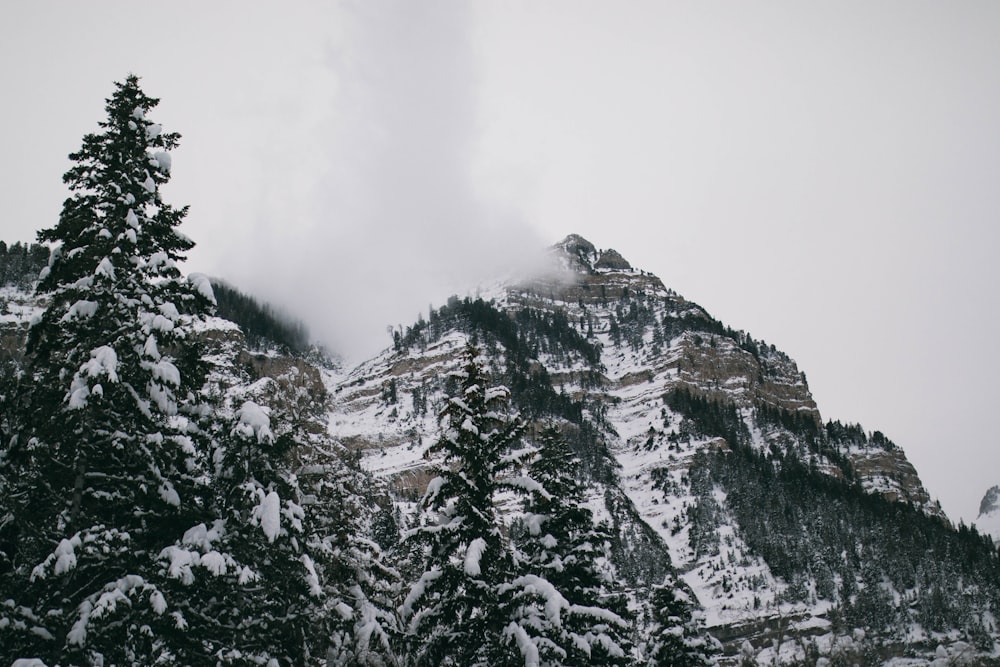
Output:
[
  {"xmin": 302, "ymin": 434, "xmax": 401, "ymax": 666},
  {"xmin": 508, "ymin": 425, "xmax": 633, "ymax": 666},
  {"xmin": 644, "ymin": 574, "xmax": 719, "ymax": 666},
  {"xmin": 400, "ymin": 344, "xmax": 531, "ymax": 666},
  {"xmin": 0, "ymin": 75, "xmax": 217, "ymax": 665},
  {"xmin": 157, "ymin": 399, "xmax": 325, "ymax": 663}
]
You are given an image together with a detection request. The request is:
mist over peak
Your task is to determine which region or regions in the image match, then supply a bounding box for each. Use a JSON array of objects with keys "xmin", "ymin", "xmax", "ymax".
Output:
[{"xmin": 201, "ymin": 1, "xmax": 545, "ymax": 363}]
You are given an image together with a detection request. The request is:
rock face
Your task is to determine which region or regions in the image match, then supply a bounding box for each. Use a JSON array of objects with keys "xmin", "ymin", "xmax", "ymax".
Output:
[
  {"xmin": 594, "ymin": 248, "xmax": 632, "ymax": 270},
  {"xmin": 976, "ymin": 485, "xmax": 1000, "ymax": 541}
]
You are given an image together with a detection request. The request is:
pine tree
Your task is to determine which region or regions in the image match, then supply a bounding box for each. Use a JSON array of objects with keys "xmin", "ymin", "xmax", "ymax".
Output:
[
  {"xmin": 0, "ymin": 75, "xmax": 217, "ymax": 664},
  {"xmin": 304, "ymin": 435, "xmax": 401, "ymax": 667},
  {"xmin": 644, "ymin": 574, "xmax": 719, "ymax": 666},
  {"xmin": 400, "ymin": 344, "xmax": 529, "ymax": 666},
  {"xmin": 156, "ymin": 400, "xmax": 324, "ymax": 663},
  {"xmin": 508, "ymin": 425, "xmax": 632, "ymax": 665}
]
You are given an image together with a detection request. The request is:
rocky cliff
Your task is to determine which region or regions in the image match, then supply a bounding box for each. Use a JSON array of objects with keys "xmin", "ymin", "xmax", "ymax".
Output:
[{"xmin": 326, "ymin": 235, "xmax": 985, "ymax": 664}]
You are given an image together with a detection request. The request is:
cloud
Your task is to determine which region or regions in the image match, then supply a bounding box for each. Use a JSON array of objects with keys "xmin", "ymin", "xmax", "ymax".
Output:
[{"xmin": 202, "ymin": 0, "xmax": 544, "ymax": 362}]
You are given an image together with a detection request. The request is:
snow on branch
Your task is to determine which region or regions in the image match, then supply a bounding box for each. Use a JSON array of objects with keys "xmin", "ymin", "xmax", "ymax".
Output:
[
  {"xmin": 505, "ymin": 476, "xmax": 552, "ymax": 499},
  {"xmin": 234, "ymin": 401, "xmax": 274, "ymax": 444},
  {"xmin": 187, "ymin": 273, "xmax": 216, "ymax": 305},
  {"xmin": 464, "ymin": 538, "xmax": 487, "ymax": 577},
  {"xmin": 503, "ymin": 622, "xmax": 540, "ymax": 667}
]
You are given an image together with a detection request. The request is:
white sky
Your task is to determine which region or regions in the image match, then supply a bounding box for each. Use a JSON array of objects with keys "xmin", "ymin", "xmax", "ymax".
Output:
[{"xmin": 3, "ymin": 1, "xmax": 999, "ymax": 525}]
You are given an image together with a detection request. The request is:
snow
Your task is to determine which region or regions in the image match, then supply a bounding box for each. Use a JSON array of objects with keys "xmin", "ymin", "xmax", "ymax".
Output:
[
  {"xmin": 142, "ymin": 175, "xmax": 156, "ymax": 193},
  {"xmin": 461, "ymin": 416, "xmax": 479, "ymax": 435},
  {"xmin": 95, "ymin": 256, "xmax": 116, "ymax": 279},
  {"xmin": 148, "ymin": 251, "xmax": 174, "ymax": 271},
  {"xmin": 400, "ymin": 568, "xmax": 443, "ymax": 621},
  {"xmin": 333, "ymin": 601, "xmax": 353, "ymax": 620},
  {"xmin": 144, "ymin": 334, "xmax": 160, "ymax": 360},
  {"xmin": 153, "ymin": 150, "xmax": 172, "ymax": 173},
  {"xmin": 160, "ymin": 302, "xmax": 180, "ymax": 320},
  {"xmin": 510, "ymin": 574, "xmax": 569, "ymax": 627},
  {"xmin": 148, "ymin": 381, "xmax": 177, "ymax": 415},
  {"xmin": 147, "ymin": 313, "xmax": 175, "ymax": 333},
  {"xmin": 281, "ymin": 499, "xmax": 305, "ymax": 533},
  {"xmin": 485, "ymin": 386, "xmax": 509, "ymax": 402},
  {"xmin": 256, "ymin": 490, "xmax": 281, "ymax": 543},
  {"xmin": 465, "ymin": 537, "xmax": 487, "ymax": 576},
  {"xmin": 52, "ymin": 536, "xmax": 81, "ymax": 576},
  {"xmin": 200, "ymin": 551, "xmax": 228, "ymax": 575},
  {"xmin": 126, "ymin": 208, "xmax": 139, "ymax": 228},
  {"xmin": 507, "ymin": 476, "xmax": 552, "ymax": 499},
  {"xmin": 152, "ymin": 359, "xmax": 181, "ymax": 386},
  {"xmin": 171, "ymin": 611, "xmax": 188, "ymax": 630},
  {"xmin": 159, "ymin": 481, "xmax": 181, "ymax": 507},
  {"xmin": 146, "ymin": 123, "xmax": 162, "ymax": 139},
  {"xmin": 504, "ymin": 622, "xmax": 540, "ymax": 667},
  {"xmin": 81, "ymin": 346, "xmax": 120, "ymax": 383},
  {"xmin": 188, "ymin": 272, "xmax": 217, "ymax": 304},
  {"xmin": 161, "ymin": 545, "xmax": 198, "ymax": 585},
  {"xmin": 523, "ymin": 513, "xmax": 547, "ymax": 536},
  {"xmin": 150, "ymin": 589, "xmax": 167, "ymax": 615},
  {"xmin": 61, "ymin": 299, "xmax": 98, "ymax": 322},
  {"xmin": 236, "ymin": 401, "xmax": 274, "ymax": 443},
  {"xmin": 423, "ymin": 476, "xmax": 445, "ymax": 504},
  {"xmin": 975, "ymin": 507, "xmax": 1000, "ymax": 542},
  {"xmin": 68, "ymin": 383, "xmax": 90, "ymax": 409},
  {"xmin": 301, "ymin": 554, "xmax": 323, "ymax": 597}
]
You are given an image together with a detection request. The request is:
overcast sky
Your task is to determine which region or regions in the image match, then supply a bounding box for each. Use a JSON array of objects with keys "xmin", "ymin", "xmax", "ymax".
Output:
[{"xmin": 3, "ymin": 1, "xmax": 999, "ymax": 526}]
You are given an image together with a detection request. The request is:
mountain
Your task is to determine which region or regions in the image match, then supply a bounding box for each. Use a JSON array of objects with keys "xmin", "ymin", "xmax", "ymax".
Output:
[
  {"xmin": 330, "ymin": 234, "xmax": 999, "ymax": 664},
  {"xmin": 3, "ymin": 234, "xmax": 999, "ymax": 665},
  {"xmin": 977, "ymin": 486, "xmax": 1000, "ymax": 542}
]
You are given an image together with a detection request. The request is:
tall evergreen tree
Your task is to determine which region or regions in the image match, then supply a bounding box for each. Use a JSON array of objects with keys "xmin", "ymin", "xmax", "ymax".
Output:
[
  {"xmin": 509, "ymin": 425, "xmax": 632, "ymax": 665},
  {"xmin": 399, "ymin": 344, "xmax": 530, "ymax": 666},
  {"xmin": 0, "ymin": 74, "xmax": 219, "ymax": 665}
]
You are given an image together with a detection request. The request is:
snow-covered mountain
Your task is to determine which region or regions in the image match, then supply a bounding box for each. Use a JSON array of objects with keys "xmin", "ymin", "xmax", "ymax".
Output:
[
  {"xmin": 327, "ymin": 234, "xmax": 997, "ymax": 664},
  {"xmin": 3, "ymin": 234, "xmax": 998, "ymax": 665}
]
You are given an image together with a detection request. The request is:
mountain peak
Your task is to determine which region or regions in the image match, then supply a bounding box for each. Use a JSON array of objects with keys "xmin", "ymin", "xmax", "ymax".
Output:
[
  {"xmin": 976, "ymin": 485, "xmax": 1000, "ymax": 541},
  {"xmin": 552, "ymin": 234, "xmax": 632, "ymax": 272},
  {"xmin": 979, "ymin": 485, "xmax": 1000, "ymax": 517}
]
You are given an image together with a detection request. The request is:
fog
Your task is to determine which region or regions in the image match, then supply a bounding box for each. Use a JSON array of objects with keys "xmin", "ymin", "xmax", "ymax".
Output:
[{"xmin": 218, "ymin": 1, "xmax": 546, "ymax": 361}]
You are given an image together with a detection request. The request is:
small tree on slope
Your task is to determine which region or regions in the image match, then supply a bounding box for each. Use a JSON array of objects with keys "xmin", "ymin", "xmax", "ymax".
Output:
[
  {"xmin": 509, "ymin": 425, "xmax": 633, "ymax": 665},
  {"xmin": 399, "ymin": 344, "xmax": 532, "ymax": 666},
  {"xmin": 299, "ymin": 425, "xmax": 401, "ymax": 666},
  {"xmin": 644, "ymin": 573, "xmax": 719, "ymax": 667}
]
